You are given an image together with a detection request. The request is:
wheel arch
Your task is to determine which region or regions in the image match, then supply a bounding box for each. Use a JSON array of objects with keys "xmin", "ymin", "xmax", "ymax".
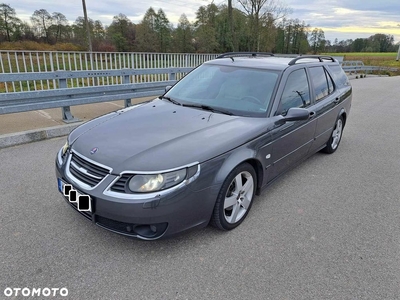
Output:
[
  {"xmin": 213, "ymin": 148, "xmax": 264, "ymax": 195},
  {"xmin": 243, "ymin": 158, "xmax": 264, "ymax": 196}
]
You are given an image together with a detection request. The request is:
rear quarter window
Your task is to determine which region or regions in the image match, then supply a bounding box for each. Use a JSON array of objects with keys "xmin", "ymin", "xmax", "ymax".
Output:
[
  {"xmin": 327, "ymin": 65, "xmax": 350, "ymax": 88},
  {"xmin": 309, "ymin": 66, "xmax": 334, "ymax": 101}
]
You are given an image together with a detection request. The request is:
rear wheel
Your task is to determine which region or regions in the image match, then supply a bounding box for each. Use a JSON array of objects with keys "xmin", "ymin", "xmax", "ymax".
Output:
[
  {"xmin": 322, "ymin": 116, "xmax": 344, "ymax": 154},
  {"xmin": 211, "ymin": 163, "xmax": 256, "ymax": 230}
]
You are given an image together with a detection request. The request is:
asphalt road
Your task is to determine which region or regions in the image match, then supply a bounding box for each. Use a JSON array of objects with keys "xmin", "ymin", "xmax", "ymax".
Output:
[{"xmin": 1, "ymin": 76, "xmax": 400, "ymax": 300}]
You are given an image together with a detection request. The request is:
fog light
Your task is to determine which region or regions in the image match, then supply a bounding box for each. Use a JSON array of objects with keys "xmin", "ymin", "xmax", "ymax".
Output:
[
  {"xmin": 150, "ymin": 225, "xmax": 157, "ymax": 233},
  {"xmin": 133, "ymin": 223, "xmax": 168, "ymax": 238}
]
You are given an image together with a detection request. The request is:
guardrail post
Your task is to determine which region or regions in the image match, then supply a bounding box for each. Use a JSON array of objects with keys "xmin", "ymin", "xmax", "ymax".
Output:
[
  {"xmin": 59, "ymin": 75, "xmax": 80, "ymax": 123},
  {"xmin": 169, "ymin": 71, "xmax": 176, "ymax": 81},
  {"xmin": 123, "ymin": 74, "xmax": 132, "ymax": 107}
]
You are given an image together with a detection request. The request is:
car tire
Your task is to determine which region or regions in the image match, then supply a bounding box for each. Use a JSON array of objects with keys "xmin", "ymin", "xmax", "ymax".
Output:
[
  {"xmin": 210, "ymin": 163, "xmax": 256, "ymax": 231},
  {"xmin": 322, "ymin": 116, "xmax": 344, "ymax": 154}
]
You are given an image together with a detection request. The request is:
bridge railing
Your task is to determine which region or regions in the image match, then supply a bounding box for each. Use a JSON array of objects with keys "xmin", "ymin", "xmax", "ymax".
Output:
[
  {"xmin": 0, "ymin": 51, "xmax": 218, "ymax": 93},
  {"xmin": 0, "ymin": 67, "xmax": 193, "ymax": 122}
]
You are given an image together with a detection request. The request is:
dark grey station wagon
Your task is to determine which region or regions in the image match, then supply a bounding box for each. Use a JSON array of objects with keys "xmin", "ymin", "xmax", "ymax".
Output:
[{"xmin": 56, "ymin": 53, "xmax": 352, "ymax": 240}]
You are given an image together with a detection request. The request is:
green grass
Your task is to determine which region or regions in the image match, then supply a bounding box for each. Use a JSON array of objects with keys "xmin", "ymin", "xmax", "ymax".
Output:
[
  {"xmin": 324, "ymin": 52, "xmax": 399, "ymax": 65},
  {"xmin": 325, "ymin": 52, "xmax": 398, "ymax": 57},
  {"xmin": 324, "ymin": 52, "xmax": 400, "ymax": 74}
]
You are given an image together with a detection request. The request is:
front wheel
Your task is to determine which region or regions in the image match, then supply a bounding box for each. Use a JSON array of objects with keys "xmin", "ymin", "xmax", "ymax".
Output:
[
  {"xmin": 210, "ymin": 163, "xmax": 256, "ymax": 231},
  {"xmin": 322, "ymin": 116, "xmax": 344, "ymax": 154}
]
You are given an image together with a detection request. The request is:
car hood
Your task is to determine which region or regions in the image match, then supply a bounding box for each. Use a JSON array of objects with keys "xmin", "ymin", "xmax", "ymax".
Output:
[{"xmin": 70, "ymin": 99, "xmax": 273, "ymax": 173}]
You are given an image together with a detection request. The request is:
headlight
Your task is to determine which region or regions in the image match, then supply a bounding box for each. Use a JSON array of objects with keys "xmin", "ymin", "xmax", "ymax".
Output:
[{"xmin": 128, "ymin": 168, "xmax": 187, "ymax": 193}]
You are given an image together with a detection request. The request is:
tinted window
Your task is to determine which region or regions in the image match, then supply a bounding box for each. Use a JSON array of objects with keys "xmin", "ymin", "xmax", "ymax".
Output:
[
  {"xmin": 328, "ymin": 65, "xmax": 349, "ymax": 87},
  {"xmin": 278, "ymin": 68, "xmax": 310, "ymax": 114},
  {"xmin": 309, "ymin": 66, "xmax": 334, "ymax": 101}
]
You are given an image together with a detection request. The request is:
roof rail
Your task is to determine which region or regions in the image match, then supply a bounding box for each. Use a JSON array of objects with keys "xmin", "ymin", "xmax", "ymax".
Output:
[
  {"xmin": 216, "ymin": 52, "xmax": 275, "ymax": 59},
  {"xmin": 288, "ymin": 55, "xmax": 336, "ymax": 65}
]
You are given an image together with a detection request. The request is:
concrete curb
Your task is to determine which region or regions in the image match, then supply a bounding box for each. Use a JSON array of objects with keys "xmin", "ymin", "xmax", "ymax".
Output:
[{"xmin": 0, "ymin": 122, "xmax": 83, "ymax": 149}]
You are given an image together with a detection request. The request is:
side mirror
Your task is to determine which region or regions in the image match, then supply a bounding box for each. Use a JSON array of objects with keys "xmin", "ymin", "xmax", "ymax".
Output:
[
  {"xmin": 275, "ymin": 107, "xmax": 310, "ymax": 125},
  {"xmin": 165, "ymin": 85, "xmax": 172, "ymax": 92}
]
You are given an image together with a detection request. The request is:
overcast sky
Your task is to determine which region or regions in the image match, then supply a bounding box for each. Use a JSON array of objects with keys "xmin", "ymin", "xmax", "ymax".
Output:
[{"xmin": 11, "ymin": 0, "xmax": 400, "ymax": 44}]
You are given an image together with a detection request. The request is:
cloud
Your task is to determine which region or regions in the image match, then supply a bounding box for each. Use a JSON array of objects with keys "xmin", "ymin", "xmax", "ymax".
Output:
[
  {"xmin": 12, "ymin": 0, "xmax": 207, "ymax": 25},
  {"xmin": 285, "ymin": 0, "xmax": 400, "ymax": 42}
]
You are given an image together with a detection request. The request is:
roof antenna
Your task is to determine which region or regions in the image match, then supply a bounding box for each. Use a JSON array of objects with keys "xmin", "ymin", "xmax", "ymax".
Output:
[{"xmin": 230, "ymin": 57, "xmax": 234, "ymax": 62}]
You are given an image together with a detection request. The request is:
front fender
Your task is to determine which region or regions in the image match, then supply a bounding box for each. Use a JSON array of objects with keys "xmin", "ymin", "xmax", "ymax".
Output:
[
  {"xmin": 190, "ymin": 145, "xmax": 256, "ymax": 193},
  {"xmin": 213, "ymin": 146, "xmax": 256, "ymax": 185},
  {"xmin": 191, "ymin": 130, "xmax": 272, "ymax": 194}
]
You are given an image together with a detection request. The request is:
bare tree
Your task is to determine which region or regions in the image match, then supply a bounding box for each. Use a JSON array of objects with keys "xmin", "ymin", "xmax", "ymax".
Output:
[
  {"xmin": 236, "ymin": 0, "xmax": 290, "ymax": 51},
  {"xmin": 0, "ymin": 4, "xmax": 21, "ymax": 42},
  {"xmin": 31, "ymin": 9, "xmax": 53, "ymax": 42},
  {"xmin": 52, "ymin": 12, "xmax": 68, "ymax": 43}
]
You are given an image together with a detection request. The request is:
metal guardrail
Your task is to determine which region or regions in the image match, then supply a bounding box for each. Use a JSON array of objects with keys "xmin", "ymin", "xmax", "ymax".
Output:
[
  {"xmin": 0, "ymin": 51, "xmax": 218, "ymax": 93},
  {"xmin": 342, "ymin": 65, "xmax": 399, "ymax": 73},
  {"xmin": 0, "ymin": 67, "xmax": 192, "ymax": 122},
  {"xmin": 341, "ymin": 60, "xmax": 399, "ymax": 73}
]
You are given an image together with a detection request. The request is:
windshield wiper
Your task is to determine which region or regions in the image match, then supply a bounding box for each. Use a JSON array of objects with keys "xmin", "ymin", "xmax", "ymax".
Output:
[
  {"xmin": 159, "ymin": 96, "xmax": 181, "ymax": 106},
  {"xmin": 182, "ymin": 103, "xmax": 233, "ymax": 116}
]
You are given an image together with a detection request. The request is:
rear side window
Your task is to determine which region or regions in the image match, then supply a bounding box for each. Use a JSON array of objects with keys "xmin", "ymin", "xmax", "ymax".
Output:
[
  {"xmin": 309, "ymin": 66, "xmax": 334, "ymax": 101},
  {"xmin": 278, "ymin": 68, "xmax": 311, "ymax": 114},
  {"xmin": 328, "ymin": 65, "xmax": 350, "ymax": 87}
]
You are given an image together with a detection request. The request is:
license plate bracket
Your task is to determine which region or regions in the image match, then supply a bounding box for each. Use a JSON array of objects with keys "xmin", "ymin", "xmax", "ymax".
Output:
[{"xmin": 57, "ymin": 178, "xmax": 92, "ymax": 212}]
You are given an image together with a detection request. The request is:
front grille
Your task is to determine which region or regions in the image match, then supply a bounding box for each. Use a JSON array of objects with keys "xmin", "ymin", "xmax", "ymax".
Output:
[
  {"xmin": 68, "ymin": 152, "xmax": 110, "ymax": 188},
  {"xmin": 67, "ymin": 200, "xmax": 92, "ymax": 220},
  {"xmin": 96, "ymin": 215, "xmax": 135, "ymax": 233},
  {"xmin": 110, "ymin": 174, "xmax": 131, "ymax": 193}
]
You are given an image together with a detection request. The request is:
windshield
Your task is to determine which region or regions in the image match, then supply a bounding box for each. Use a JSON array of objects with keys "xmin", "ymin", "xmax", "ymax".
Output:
[{"xmin": 164, "ymin": 64, "xmax": 279, "ymax": 117}]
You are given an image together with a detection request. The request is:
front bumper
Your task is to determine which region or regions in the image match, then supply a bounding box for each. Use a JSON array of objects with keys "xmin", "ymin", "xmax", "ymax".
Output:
[{"xmin": 55, "ymin": 153, "xmax": 220, "ymax": 240}]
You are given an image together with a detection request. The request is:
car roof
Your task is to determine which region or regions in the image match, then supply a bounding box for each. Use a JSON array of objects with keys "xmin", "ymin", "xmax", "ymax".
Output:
[{"xmin": 204, "ymin": 55, "xmax": 339, "ymax": 71}]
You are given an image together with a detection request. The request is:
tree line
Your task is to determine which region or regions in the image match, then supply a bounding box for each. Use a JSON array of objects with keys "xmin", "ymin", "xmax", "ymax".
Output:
[{"xmin": 0, "ymin": 3, "xmax": 397, "ymax": 53}]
